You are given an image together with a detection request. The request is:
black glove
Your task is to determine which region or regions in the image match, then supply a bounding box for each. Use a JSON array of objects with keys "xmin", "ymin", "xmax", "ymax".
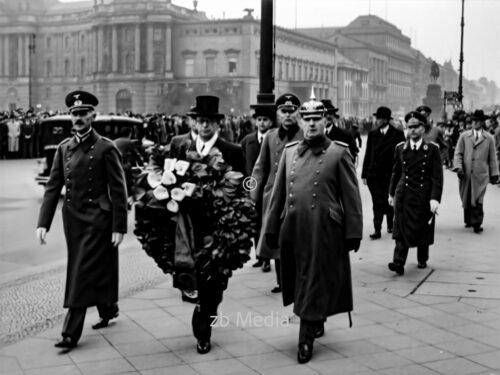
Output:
[
  {"xmin": 490, "ymin": 175, "xmax": 499, "ymax": 184},
  {"xmin": 345, "ymin": 238, "xmax": 361, "ymax": 252},
  {"xmin": 265, "ymin": 233, "xmax": 279, "ymax": 249},
  {"xmin": 457, "ymin": 169, "xmax": 465, "ymax": 180}
]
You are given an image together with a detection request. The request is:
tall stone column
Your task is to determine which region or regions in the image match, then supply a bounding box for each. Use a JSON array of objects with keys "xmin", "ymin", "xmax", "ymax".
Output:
[
  {"xmin": 147, "ymin": 24, "xmax": 153, "ymax": 71},
  {"xmin": 0, "ymin": 35, "xmax": 3, "ymax": 77},
  {"xmin": 18, "ymin": 35, "xmax": 24, "ymax": 77},
  {"xmin": 165, "ymin": 25, "xmax": 171, "ymax": 71},
  {"xmin": 25, "ymin": 34, "xmax": 30, "ymax": 77},
  {"xmin": 97, "ymin": 26, "xmax": 104, "ymax": 72},
  {"xmin": 134, "ymin": 24, "xmax": 140, "ymax": 71},
  {"xmin": 112, "ymin": 26, "xmax": 118, "ymax": 72},
  {"xmin": 5, "ymin": 36, "xmax": 10, "ymax": 76}
]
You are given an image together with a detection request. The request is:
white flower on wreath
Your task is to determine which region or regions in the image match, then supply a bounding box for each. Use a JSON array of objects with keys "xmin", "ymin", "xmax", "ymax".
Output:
[{"xmin": 161, "ymin": 170, "xmax": 177, "ymax": 186}]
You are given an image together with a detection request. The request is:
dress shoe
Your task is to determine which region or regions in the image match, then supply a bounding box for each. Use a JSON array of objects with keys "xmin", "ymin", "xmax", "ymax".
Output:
[
  {"xmin": 92, "ymin": 308, "xmax": 119, "ymax": 329},
  {"xmin": 196, "ymin": 340, "xmax": 211, "ymax": 354},
  {"xmin": 297, "ymin": 343, "xmax": 313, "ymax": 364},
  {"xmin": 262, "ymin": 262, "xmax": 271, "ymax": 273},
  {"xmin": 417, "ymin": 262, "xmax": 427, "ymax": 269},
  {"xmin": 369, "ymin": 231, "xmax": 381, "ymax": 240},
  {"xmin": 314, "ymin": 325, "xmax": 324, "ymax": 338},
  {"xmin": 271, "ymin": 285, "xmax": 282, "ymax": 293},
  {"xmin": 252, "ymin": 260, "xmax": 263, "ymax": 268},
  {"xmin": 54, "ymin": 337, "xmax": 77, "ymax": 349},
  {"xmin": 388, "ymin": 262, "xmax": 404, "ymax": 276},
  {"xmin": 473, "ymin": 226, "xmax": 483, "ymax": 233}
]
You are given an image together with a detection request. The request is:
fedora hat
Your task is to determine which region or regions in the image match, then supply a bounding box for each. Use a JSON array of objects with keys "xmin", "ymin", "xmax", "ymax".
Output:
[
  {"xmin": 373, "ymin": 106, "xmax": 392, "ymax": 120},
  {"xmin": 471, "ymin": 109, "xmax": 488, "ymax": 121},
  {"xmin": 193, "ymin": 95, "xmax": 224, "ymax": 120},
  {"xmin": 320, "ymin": 99, "xmax": 339, "ymax": 118}
]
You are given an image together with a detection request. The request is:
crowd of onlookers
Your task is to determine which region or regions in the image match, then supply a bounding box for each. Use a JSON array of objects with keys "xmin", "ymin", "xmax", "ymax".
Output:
[{"xmin": 1, "ymin": 107, "xmax": 499, "ymax": 167}]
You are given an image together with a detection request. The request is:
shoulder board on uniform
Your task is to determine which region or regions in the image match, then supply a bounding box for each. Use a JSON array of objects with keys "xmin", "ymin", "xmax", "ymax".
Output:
[
  {"xmin": 60, "ymin": 137, "xmax": 71, "ymax": 145},
  {"xmin": 285, "ymin": 141, "xmax": 299, "ymax": 148},
  {"xmin": 101, "ymin": 136, "xmax": 113, "ymax": 143},
  {"xmin": 396, "ymin": 141, "xmax": 405, "ymax": 147},
  {"xmin": 333, "ymin": 140, "xmax": 348, "ymax": 147},
  {"xmin": 429, "ymin": 141, "xmax": 440, "ymax": 149}
]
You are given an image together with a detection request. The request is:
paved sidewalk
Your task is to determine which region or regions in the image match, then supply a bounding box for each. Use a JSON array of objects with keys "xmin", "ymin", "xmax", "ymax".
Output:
[{"xmin": 1, "ymin": 169, "xmax": 500, "ymax": 375}]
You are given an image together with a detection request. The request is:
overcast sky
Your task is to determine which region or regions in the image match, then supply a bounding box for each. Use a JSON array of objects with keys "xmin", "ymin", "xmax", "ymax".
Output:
[{"xmin": 61, "ymin": 0, "xmax": 500, "ymax": 85}]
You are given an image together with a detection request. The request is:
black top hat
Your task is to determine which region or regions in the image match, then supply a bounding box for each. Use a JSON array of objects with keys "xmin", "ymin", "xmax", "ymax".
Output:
[
  {"xmin": 404, "ymin": 111, "xmax": 426, "ymax": 125},
  {"xmin": 65, "ymin": 90, "xmax": 99, "ymax": 111},
  {"xmin": 373, "ymin": 106, "xmax": 392, "ymax": 120},
  {"xmin": 251, "ymin": 104, "xmax": 276, "ymax": 122},
  {"xmin": 193, "ymin": 95, "xmax": 224, "ymax": 119},
  {"xmin": 320, "ymin": 99, "xmax": 340, "ymax": 118},
  {"xmin": 471, "ymin": 109, "xmax": 488, "ymax": 121},
  {"xmin": 416, "ymin": 105, "xmax": 432, "ymax": 115},
  {"xmin": 275, "ymin": 93, "xmax": 300, "ymax": 110}
]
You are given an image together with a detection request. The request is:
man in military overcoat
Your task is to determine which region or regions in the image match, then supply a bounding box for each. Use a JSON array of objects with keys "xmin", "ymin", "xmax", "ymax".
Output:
[
  {"xmin": 251, "ymin": 93, "xmax": 303, "ymax": 293},
  {"xmin": 388, "ymin": 111, "xmax": 443, "ymax": 275},
  {"xmin": 36, "ymin": 91, "xmax": 128, "ymax": 349},
  {"xmin": 264, "ymin": 96, "xmax": 363, "ymax": 364}
]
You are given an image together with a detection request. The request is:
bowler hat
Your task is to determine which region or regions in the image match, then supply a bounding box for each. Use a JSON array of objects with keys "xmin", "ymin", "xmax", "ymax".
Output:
[
  {"xmin": 251, "ymin": 104, "xmax": 276, "ymax": 122},
  {"xmin": 373, "ymin": 106, "xmax": 392, "ymax": 120},
  {"xmin": 193, "ymin": 95, "xmax": 224, "ymax": 120},
  {"xmin": 320, "ymin": 99, "xmax": 339, "ymax": 118},
  {"xmin": 471, "ymin": 109, "xmax": 488, "ymax": 121},
  {"xmin": 404, "ymin": 111, "xmax": 426, "ymax": 125},
  {"xmin": 65, "ymin": 90, "xmax": 99, "ymax": 111},
  {"xmin": 275, "ymin": 93, "xmax": 300, "ymax": 111},
  {"xmin": 416, "ymin": 105, "xmax": 432, "ymax": 115}
]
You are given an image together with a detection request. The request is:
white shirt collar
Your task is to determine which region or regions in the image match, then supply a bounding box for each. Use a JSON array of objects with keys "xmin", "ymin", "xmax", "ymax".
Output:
[
  {"xmin": 410, "ymin": 138, "xmax": 423, "ymax": 150},
  {"xmin": 191, "ymin": 130, "xmax": 198, "ymax": 141},
  {"xmin": 196, "ymin": 132, "xmax": 218, "ymax": 156},
  {"xmin": 380, "ymin": 125, "xmax": 389, "ymax": 135},
  {"xmin": 76, "ymin": 126, "xmax": 92, "ymax": 143},
  {"xmin": 474, "ymin": 129, "xmax": 482, "ymax": 137},
  {"xmin": 257, "ymin": 131, "xmax": 266, "ymax": 143}
]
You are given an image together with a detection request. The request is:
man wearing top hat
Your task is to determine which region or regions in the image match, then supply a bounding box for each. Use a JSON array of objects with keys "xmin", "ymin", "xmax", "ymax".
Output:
[
  {"xmin": 36, "ymin": 90, "xmax": 128, "ymax": 349},
  {"xmin": 241, "ymin": 104, "xmax": 276, "ymax": 272},
  {"xmin": 264, "ymin": 96, "xmax": 362, "ymax": 364},
  {"xmin": 387, "ymin": 111, "xmax": 443, "ymax": 275},
  {"xmin": 251, "ymin": 93, "xmax": 303, "ymax": 294},
  {"xmin": 321, "ymin": 99, "xmax": 357, "ymax": 160},
  {"xmin": 453, "ymin": 110, "xmax": 499, "ymax": 233},
  {"xmin": 362, "ymin": 106, "xmax": 405, "ymax": 239},
  {"xmin": 173, "ymin": 95, "xmax": 245, "ymax": 355}
]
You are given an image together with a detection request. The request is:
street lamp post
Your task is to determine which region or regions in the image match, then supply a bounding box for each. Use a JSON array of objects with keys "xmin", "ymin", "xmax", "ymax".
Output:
[
  {"xmin": 457, "ymin": 0, "xmax": 464, "ymax": 106},
  {"xmin": 254, "ymin": 0, "xmax": 275, "ymax": 106},
  {"xmin": 28, "ymin": 33, "xmax": 36, "ymax": 110}
]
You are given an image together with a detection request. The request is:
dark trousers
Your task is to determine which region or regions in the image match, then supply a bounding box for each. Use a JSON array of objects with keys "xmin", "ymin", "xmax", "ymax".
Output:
[
  {"xmin": 192, "ymin": 273, "xmax": 226, "ymax": 342},
  {"xmin": 367, "ymin": 178, "xmax": 393, "ymax": 231},
  {"xmin": 464, "ymin": 205, "xmax": 484, "ymax": 227},
  {"xmin": 299, "ymin": 319, "xmax": 324, "ymax": 346},
  {"xmin": 61, "ymin": 303, "xmax": 118, "ymax": 342},
  {"xmin": 393, "ymin": 241, "xmax": 429, "ymax": 266},
  {"xmin": 275, "ymin": 259, "xmax": 281, "ymax": 286}
]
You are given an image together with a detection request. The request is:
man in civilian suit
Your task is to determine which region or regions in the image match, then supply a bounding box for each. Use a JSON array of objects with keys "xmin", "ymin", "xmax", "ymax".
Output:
[
  {"xmin": 362, "ymin": 106, "xmax": 405, "ymax": 239},
  {"xmin": 241, "ymin": 104, "xmax": 275, "ymax": 272},
  {"xmin": 321, "ymin": 99, "xmax": 357, "ymax": 161},
  {"xmin": 176, "ymin": 95, "xmax": 245, "ymax": 355}
]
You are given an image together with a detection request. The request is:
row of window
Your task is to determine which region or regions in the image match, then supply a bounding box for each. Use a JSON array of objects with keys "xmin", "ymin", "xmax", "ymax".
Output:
[
  {"xmin": 184, "ymin": 56, "xmax": 238, "ymax": 77},
  {"xmin": 276, "ymin": 59, "xmax": 334, "ymax": 83},
  {"xmin": 388, "ymin": 84, "xmax": 411, "ymax": 99}
]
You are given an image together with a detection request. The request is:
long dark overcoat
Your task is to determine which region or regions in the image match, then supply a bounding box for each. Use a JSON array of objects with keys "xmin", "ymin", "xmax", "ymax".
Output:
[
  {"xmin": 38, "ymin": 129, "xmax": 128, "ymax": 308},
  {"xmin": 453, "ymin": 130, "xmax": 499, "ymax": 208},
  {"xmin": 264, "ymin": 138, "xmax": 363, "ymax": 321},
  {"xmin": 389, "ymin": 140, "xmax": 443, "ymax": 247},
  {"xmin": 250, "ymin": 127, "xmax": 303, "ymax": 259}
]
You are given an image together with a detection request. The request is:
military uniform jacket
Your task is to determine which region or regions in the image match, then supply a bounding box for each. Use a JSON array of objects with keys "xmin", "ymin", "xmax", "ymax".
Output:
[
  {"xmin": 250, "ymin": 127, "xmax": 304, "ymax": 259},
  {"xmin": 389, "ymin": 140, "xmax": 443, "ymax": 247},
  {"xmin": 264, "ymin": 138, "xmax": 363, "ymax": 321},
  {"xmin": 453, "ymin": 130, "xmax": 499, "ymax": 208},
  {"xmin": 37, "ymin": 129, "xmax": 128, "ymax": 308}
]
